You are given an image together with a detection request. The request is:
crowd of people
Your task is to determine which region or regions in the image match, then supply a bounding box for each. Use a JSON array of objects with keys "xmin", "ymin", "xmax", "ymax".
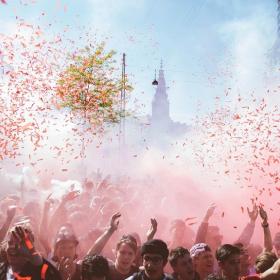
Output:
[{"xmin": 0, "ymin": 173, "xmax": 280, "ymax": 280}]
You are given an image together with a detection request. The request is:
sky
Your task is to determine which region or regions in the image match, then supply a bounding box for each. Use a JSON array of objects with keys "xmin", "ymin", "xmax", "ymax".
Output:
[
  {"xmin": 2, "ymin": 1, "xmax": 280, "ymax": 239},
  {"xmin": 1, "ymin": 0, "xmax": 279, "ymax": 124}
]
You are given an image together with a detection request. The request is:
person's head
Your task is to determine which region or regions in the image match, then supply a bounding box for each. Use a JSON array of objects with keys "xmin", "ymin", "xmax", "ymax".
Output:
[
  {"xmin": 170, "ymin": 219, "xmax": 186, "ymax": 242},
  {"xmin": 83, "ymin": 180, "xmax": 94, "ymax": 193},
  {"xmin": 53, "ymin": 229, "xmax": 79, "ymax": 262},
  {"xmin": 273, "ymin": 232, "xmax": 280, "ymax": 256},
  {"xmin": 169, "ymin": 247, "xmax": 194, "ymax": 280},
  {"xmin": 206, "ymin": 226, "xmax": 223, "ymax": 250},
  {"xmin": 190, "ymin": 243, "xmax": 214, "ymax": 277},
  {"xmin": 141, "ymin": 239, "xmax": 169, "ymax": 280},
  {"xmin": 82, "ymin": 255, "xmax": 109, "ymax": 280},
  {"xmin": 68, "ymin": 211, "xmax": 88, "ymax": 236},
  {"xmin": 6, "ymin": 226, "xmax": 34, "ymax": 269},
  {"xmin": 23, "ymin": 201, "xmax": 41, "ymax": 223},
  {"xmin": 255, "ymin": 252, "xmax": 278, "ymax": 273},
  {"xmin": 216, "ymin": 244, "xmax": 241, "ymax": 280},
  {"xmin": 115, "ymin": 235, "xmax": 137, "ymax": 273},
  {"xmin": 234, "ymin": 243, "xmax": 250, "ymax": 276}
]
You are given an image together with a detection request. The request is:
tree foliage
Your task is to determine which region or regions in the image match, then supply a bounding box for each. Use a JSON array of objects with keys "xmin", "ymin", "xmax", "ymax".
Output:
[{"xmin": 55, "ymin": 43, "xmax": 132, "ymax": 129}]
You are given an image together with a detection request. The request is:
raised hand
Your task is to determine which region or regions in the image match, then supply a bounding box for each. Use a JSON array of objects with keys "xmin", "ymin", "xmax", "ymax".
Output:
[
  {"xmin": 11, "ymin": 226, "xmax": 34, "ymax": 254},
  {"xmin": 204, "ymin": 203, "xmax": 216, "ymax": 222},
  {"xmin": 147, "ymin": 218, "xmax": 158, "ymax": 241},
  {"xmin": 259, "ymin": 205, "xmax": 268, "ymax": 224},
  {"xmin": 98, "ymin": 179, "xmax": 110, "ymax": 191},
  {"xmin": 109, "ymin": 212, "xmax": 121, "ymax": 232},
  {"xmin": 44, "ymin": 193, "xmax": 54, "ymax": 209},
  {"xmin": 10, "ymin": 226, "xmax": 43, "ymax": 265},
  {"xmin": 62, "ymin": 190, "xmax": 80, "ymax": 204},
  {"xmin": 247, "ymin": 203, "xmax": 258, "ymax": 222},
  {"xmin": 6, "ymin": 205, "xmax": 17, "ymax": 221}
]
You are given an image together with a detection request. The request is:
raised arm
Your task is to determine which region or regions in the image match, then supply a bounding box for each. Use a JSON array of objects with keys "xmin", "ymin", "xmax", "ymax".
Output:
[
  {"xmin": 259, "ymin": 206, "xmax": 273, "ymax": 252},
  {"xmin": 195, "ymin": 204, "xmax": 215, "ymax": 244},
  {"xmin": 49, "ymin": 190, "xmax": 80, "ymax": 234},
  {"xmin": 87, "ymin": 212, "xmax": 121, "ymax": 256},
  {"xmin": 39, "ymin": 194, "xmax": 53, "ymax": 256},
  {"xmin": 0, "ymin": 205, "xmax": 16, "ymax": 242},
  {"xmin": 235, "ymin": 203, "xmax": 258, "ymax": 246},
  {"xmin": 12, "ymin": 226, "xmax": 43, "ymax": 266},
  {"xmin": 146, "ymin": 218, "xmax": 158, "ymax": 241}
]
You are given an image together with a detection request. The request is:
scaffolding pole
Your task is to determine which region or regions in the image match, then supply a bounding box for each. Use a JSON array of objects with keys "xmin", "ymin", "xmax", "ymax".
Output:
[{"xmin": 119, "ymin": 53, "xmax": 126, "ymax": 152}]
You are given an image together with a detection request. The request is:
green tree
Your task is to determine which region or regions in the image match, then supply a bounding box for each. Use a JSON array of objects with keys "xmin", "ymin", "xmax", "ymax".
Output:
[{"xmin": 55, "ymin": 43, "xmax": 132, "ymax": 129}]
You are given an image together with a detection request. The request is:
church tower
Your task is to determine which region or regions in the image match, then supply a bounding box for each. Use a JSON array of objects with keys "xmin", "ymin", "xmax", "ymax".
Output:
[{"xmin": 151, "ymin": 61, "xmax": 171, "ymax": 126}]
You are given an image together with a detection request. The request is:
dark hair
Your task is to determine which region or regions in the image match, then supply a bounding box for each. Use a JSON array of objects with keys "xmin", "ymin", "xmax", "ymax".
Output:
[
  {"xmin": 116, "ymin": 235, "xmax": 138, "ymax": 253},
  {"xmin": 233, "ymin": 242, "xmax": 247, "ymax": 255},
  {"xmin": 169, "ymin": 247, "xmax": 190, "ymax": 267},
  {"xmin": 141, "ymin": 239, "xmax": 169, "ymax": 261},
  {"xmin": 216, "ymin": 244, "xmax": 241, "ymax": 262},
  {"xmin": 255, "ymin": 252, "xmax": 278, "ymax": 273},
  {"xmin": 82, "ymin": 255, "xmax": 109, "ymax": 279}
]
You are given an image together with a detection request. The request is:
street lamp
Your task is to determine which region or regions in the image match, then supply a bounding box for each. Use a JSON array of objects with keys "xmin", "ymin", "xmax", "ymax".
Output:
[{"xmin": 152, "ymin": 69, "xmax": 158, "ymax": 86}]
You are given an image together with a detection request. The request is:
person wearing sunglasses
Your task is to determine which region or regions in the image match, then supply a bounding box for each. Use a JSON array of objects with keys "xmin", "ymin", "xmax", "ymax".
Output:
[{"xmin": 126, "ymin": 239, "xmax": 173, "ymax": 280}]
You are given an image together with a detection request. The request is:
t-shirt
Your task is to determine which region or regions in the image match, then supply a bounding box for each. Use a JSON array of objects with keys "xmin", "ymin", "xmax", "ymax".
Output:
[
  {"xmin": 172, "ymin": 272, "xmax": 200, "ymax": 280},
  {"xmin": 70, "ymin": 263, "xmax": 81, "ymax": 280},
  {"xmin": 125, "ymin": 270, "xmax": 174, "ymax": 280},
  {"xmin": 108, "ymin": 264, "xmax": 138, "ymax": 280},
  {"xmin": 49, "ymin": 258, "xmax": 81, "ymax": 280},
  {"xmin": 0, "ymin": 259, "xmax": 61, "ymax": 280}
]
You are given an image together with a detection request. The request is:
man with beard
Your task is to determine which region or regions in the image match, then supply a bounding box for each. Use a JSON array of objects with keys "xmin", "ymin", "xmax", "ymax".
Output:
[{"xmin": 126, "ymin": 239, "xmax": 173, "ymax": 280}]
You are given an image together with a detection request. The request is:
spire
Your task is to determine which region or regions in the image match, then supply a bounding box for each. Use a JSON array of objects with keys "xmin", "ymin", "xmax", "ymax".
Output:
[
  {"xmin": 157, "ymin": 65, "xmax": 166, "ymax": 90},
  {"xmin": 155, "ymin": 60, "xmax": 167, "ymax": 99},
  {"xmin": 151, "ymin": 61, "xmax": 171, "ymax": 125}
]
